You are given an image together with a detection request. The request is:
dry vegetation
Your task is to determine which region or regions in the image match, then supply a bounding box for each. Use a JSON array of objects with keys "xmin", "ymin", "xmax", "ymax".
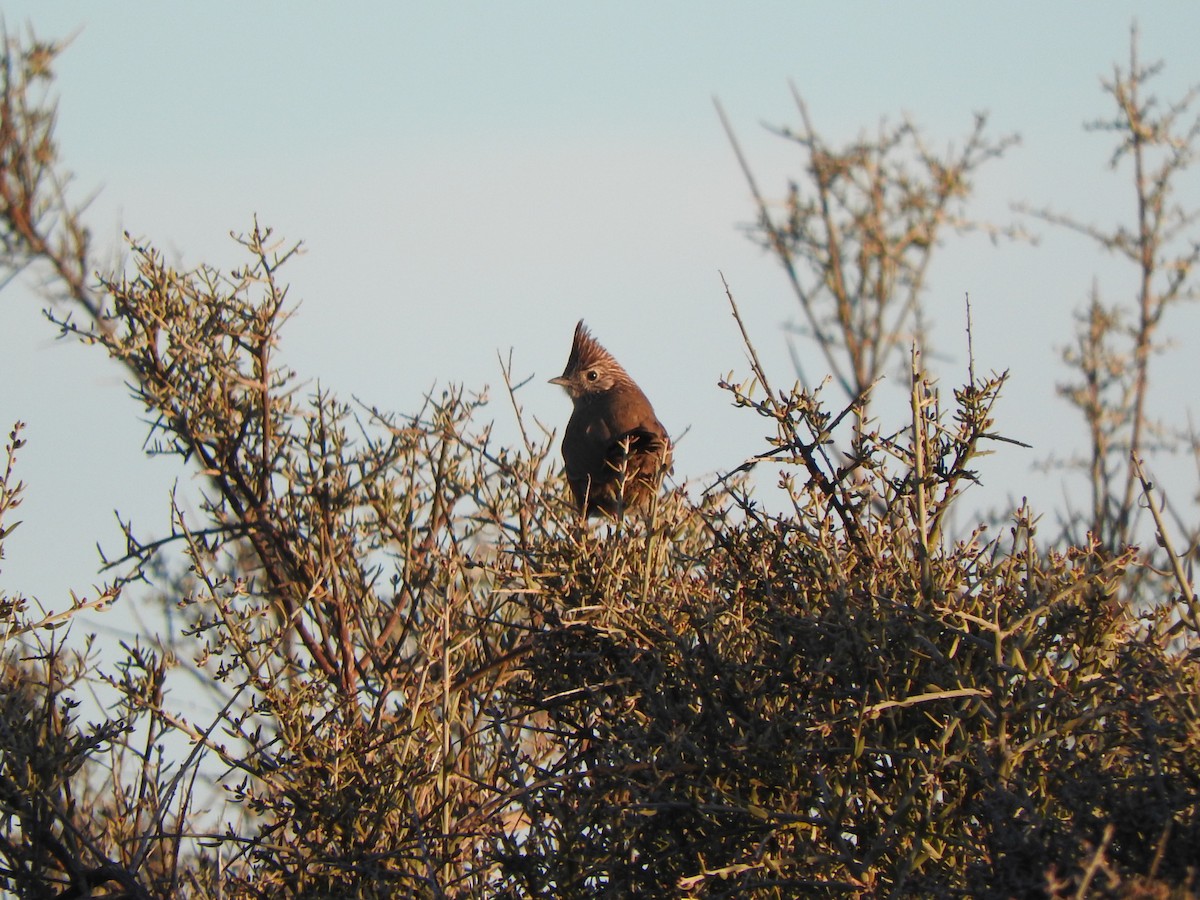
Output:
[{"xmin": 1, "ymin": 24, "xmax": 1198, "ymax": 899}]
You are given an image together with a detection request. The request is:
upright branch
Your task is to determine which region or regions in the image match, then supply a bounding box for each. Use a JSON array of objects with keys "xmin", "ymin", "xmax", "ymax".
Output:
[
  {"xmin": 1022, "ymin": 24, "xmax": 1200, "ymax": 555},
  {"xmin": 717, "ymin": 88, "xmax": 1020, "ymax": 426},
  {"xmin": 0, "ymin": 30, "xmax": 97, "ymax": 320},
  {"xmin": 715, "ymin": 278, "xmax": 1018, "ymax": 560}
]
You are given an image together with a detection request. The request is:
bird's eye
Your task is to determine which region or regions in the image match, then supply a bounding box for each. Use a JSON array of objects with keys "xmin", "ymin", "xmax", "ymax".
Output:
[{"xmin": 586, "ymin": 370, "xmax": 598, "ymax": 381}]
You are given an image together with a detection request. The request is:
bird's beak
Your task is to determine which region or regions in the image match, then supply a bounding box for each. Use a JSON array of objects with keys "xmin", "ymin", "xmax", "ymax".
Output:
[{"xmin": 548, "ymin": 376, "xmax": 569, "ymax": 387}]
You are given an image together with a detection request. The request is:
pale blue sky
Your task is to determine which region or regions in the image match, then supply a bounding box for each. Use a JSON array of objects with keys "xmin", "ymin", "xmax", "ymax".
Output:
[{"xmin": 2, "ymin": 4, "xmax": 1199, "ymax": 630}]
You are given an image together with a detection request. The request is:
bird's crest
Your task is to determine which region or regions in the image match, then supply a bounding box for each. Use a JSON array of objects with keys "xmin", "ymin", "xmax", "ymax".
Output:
[{"xmin": 563, "ymin": 320, "xmax": 619, "ymax": 376}]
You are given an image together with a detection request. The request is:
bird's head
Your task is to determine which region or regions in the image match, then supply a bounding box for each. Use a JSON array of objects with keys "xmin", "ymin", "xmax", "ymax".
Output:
[{"xmin": 549, "ymin": 320, "xmax": 629, "ymax": 400}]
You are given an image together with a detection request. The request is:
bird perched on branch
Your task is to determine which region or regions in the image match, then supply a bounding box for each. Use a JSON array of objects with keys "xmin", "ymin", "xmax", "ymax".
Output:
[{"xmin": 549, "ymin": 320, "xmax": 672, "ymax": 517}]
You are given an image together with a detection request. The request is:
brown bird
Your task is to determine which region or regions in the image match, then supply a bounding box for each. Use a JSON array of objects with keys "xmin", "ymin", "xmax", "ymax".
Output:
[{"xmin": 550, "ymin": 320, "xmax": 672, "ymax": 517}]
